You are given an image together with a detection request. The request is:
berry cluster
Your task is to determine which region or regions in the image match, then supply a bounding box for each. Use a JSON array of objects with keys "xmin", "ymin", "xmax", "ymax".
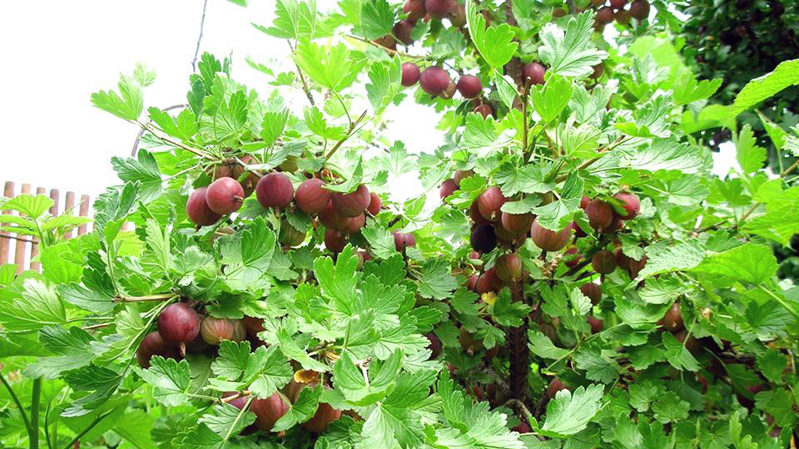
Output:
[
  {"xmin": 137, "ymin": 303, "xmax": 342, "ymax": 436},
  {"xmin": 592, "ymin": 0, "xmax": 650, "ymax": 29}
]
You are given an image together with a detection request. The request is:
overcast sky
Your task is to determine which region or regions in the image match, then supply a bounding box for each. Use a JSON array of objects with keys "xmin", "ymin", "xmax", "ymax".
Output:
[
  {"xmin": 0, "ymin": 0, "xmax": 442, "ymax": 201},
  {"xmin": 0, "ymin": 1, "xmax": 735, "ymax": 204}
]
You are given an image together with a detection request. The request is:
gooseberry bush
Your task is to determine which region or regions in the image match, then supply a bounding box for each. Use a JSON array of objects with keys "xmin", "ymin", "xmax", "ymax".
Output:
[{"xmin": 2, "ymin": 0, "xmax": 799, "ymax": 448}]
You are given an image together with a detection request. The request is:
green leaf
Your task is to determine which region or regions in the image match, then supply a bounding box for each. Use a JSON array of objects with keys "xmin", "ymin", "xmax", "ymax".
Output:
[
  {"xmin": 136, "ymin": 357, "xmax": 192, "ymax": 406},
  {"xmin": 261, "ymin": 109, "xmax": 289, "ymax": 146},
  {"xmin": 0, "ymin": 278, "xmax": 67, "ymax": 333},
  {"xmin": 540, "ymin": 384, "xmax": 604, "ymax": 437},
  {"xmin": 672, "ymin": 77, "xmax": 722, "ymax": 106},
  {"xmin": 466, "ymin": 0, "xmax": 518, "ymax": 69},
  {"xmin": 634, "ymin": 241, "xmax": 705, "ymax": 282},
  {"xmin": 732, "ymin": 59, "xmax": 799, "ymax": 117},
  {"xmin": 538, "ymin": 11, "xmax": 607, "ymax": 77},
  {"xmin": 0, "ymin": 194, "xmax": 54, "ymax": 218},
  {"xmin": 198, "ymin": 404, "xmax": 256, "ymax": 439},
  {"xmin": 255, "ymin": 0, "xmax": 316, "ymax": 40},
  {"xmin": 273, "ymin": 385, "xmax": 323, "ymax": 431},
  {"xmin": 314, "ymin": 245, "xmax": 359, "ymax": 315},
  {"xmin": 333, "ymin": 351, "xmax": 401, "ymax": 405},
  {"xmin": 735, "ymin": 125, "xmax": 767, "ymax": 174},
  {"xmin": 692, "ymin": 243, "xmax": 777, "ymax": 285},
  {"xmin": 620, "ymin": 139, "xmax": 707, "ymax": 174},
  {"xmin": 295, "ymin": 41, "xmax": 357, "ymax": 92},
  {"xmin": 416, "ymin": 259, "xmax": 458, "ymax": 300},
  {"xmin": 360, "ymin": 0, "xmax": 393, "ymax": 39},
  {"xmin": 361, "ymin": 222, "xmax": 398, "ymax": 259},
  {"xmin": 25, "ymin": 326, "xmax": 95, "ymax": 379},
  {"xmin": 662, "ymin": 332, "xmax": 699, "ymax": 372},
  {"xmin": 528, "ymin": 331, "xmax": 570, "ymax": 360},
  {"xmin": 91, "ymin": 73, "xmax": 144, "ymax": 121},
  {"xmin": 531, "ymin": 74, "xmax": 573, "ymax": 124}
]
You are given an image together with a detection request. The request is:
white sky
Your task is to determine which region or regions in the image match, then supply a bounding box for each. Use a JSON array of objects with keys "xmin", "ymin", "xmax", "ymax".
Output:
[
  {"xmin": 0, "ymin": 0, "xmax": 443, "ymax": 200},
  {"xmin": 0, "ymin": 1, "xmax": 735, "ymax": 202}
]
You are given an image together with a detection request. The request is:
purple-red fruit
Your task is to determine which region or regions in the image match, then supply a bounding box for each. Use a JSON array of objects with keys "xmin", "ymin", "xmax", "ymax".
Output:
[
  {"xmin": 531, "ymin": 219, "xmax": 571, "ymax": 252},
  {"xmin": 424, "ymin": 0, "xmax": 454, "ymax": 17},
  {"xmin": 187, "ymin": 188, "xmax": 222, "ymax": 226},
  {"xmin": 420, "ymin": 66, "xmax": 451, "ymax": 96},
  {"xmin": 250, "ymin": 393, "xmax": 291, "ymax": 431},
  {"xmin": 467, "ymin": 274, "xmax": 479, "ymax": 292},
  {"xmin": 440, "ymin": 179, "xmax": 458, "ymax": 199},
  {"xmin": 332, "ymin": 184, "xmax": 371, "ymax": 217},
  {"xmin": 324, "ymin": 229, "xmax": 348, "ymax": 253},
  {"xmin": 613, "ymin": 192, "xmax": 640, "ymax": 220},
  {"xmin": 470, "ymin": 224, "xmax": 497, "ymax": 253},
  {"xmin": 401, "ymin": 62, "xmax": 421, "ymax": 87},
  {"xmin": 256, "ymin": 172, "xmax": 294, "ymax": 209},
  {"xmin": 243, "ymin": 316, "xmax": 265, "ymax": 340},
  {"xmin": 393, "ymin": 19, "xmax": 415, "ymax": 45},
  {"xmin": 427, "ymin": 332, "xmax": 442, "ymax": 359},
  {"xmin": 201, "ymin": 317, "xmax": 246, "ymax": 345},
  {"xmin": 615, "ymin": 9, "xmax": 632, "ymax": 25},
  {"xmin": 295, "ymin": 178, "xmax": 331, "ymax": 215},
  {"xmin": 205, "ymin": 177, "xmax": 244, "ymax": 215},
  {"xmin": 319, "ymin": 200, "xmax": 347, "ymax": 230},
  {"xmin": 629, "ymin": 0, "xmax": 650, "ymax": 19},
  {"xmin": 495, "ymin": 253, "xmax": 523, "ymax": 282},
  {"xmin": 585, "ymin": 199, "xmax": 615, "ymax": 232},
  {"xmin": 477, "ymin": 187, "xmax": 506, "ymax": 222},
  {"xmin": 469, "ymin": 201, "xmax": 490, "ymax": 226},
  {"xmin": 303, "ymin": 402, "xmax": 342, "ymax": 433},
  {"xmin": 628, "ymin": 255, "xmax": 647, "ymax": 278},
  {"xmin": 476, "ymin": 267, "xmax": 503, "ymax": 293},
  {"xmin": 547, "ymin": 378, "xmax": 568, "ymax": 398},
  {"xmin": 596, "ymin": 6, "xmax": 615, "ymax": 24},
  {"xmin": 500, "ymin": 212, "xmax": 534, "ymax": 235},
  {"xmin": 661, "ymin": 302, "xmax": 684, "ymax": 332},
  {"xmin": 522, "ymin": 62, "xmax": 546, "ymax": 85},
  {"xmin": 158, "ymin": 303, "xmax": 201, "ymax": 343},
  {"xmin": 580, "ymin": 282, "xmax": 602, "ymax": 304},
  {"xmin": 403, "ymin": 0, "xmax": 426, "ymax": 21},
  {"xmin": 513, "ymin": 421, "xmax": 532, "ymax": 433},
  {"xmin": 367, "ymin": 193, "xmax": 382, "ymax": 216},
  {"xmin": 610, "ymin": 0, "xmax": 627, "ymax": 8},
  {"xmin": 137, "ymin": 331, "xmax": 178, "ymax": 368},
  {"xmin": 565, "ymin": 247, "xmax": 581, "ymax": 268},
  {"xmin": 588, "ymin": 316, "xmax": 604, "ymax": 334},
  {"xmin": 341, "ymin": 214, "xmax": 366, "ymax": 234},
  {"xmin": 453, "ymin": 170, "xmax": 474, "ymax": 185},
  {"xmin": 393, "ymin": 232, "xmax": 417, "ymax": 252},
  {"xmin": 591, "ymin": 250, "xmax": 617, "ymax": 274},
  {"xmin": 473, "ymin": 104, "xmax": 493, "ymax": 118},
  {"xmin": 456, "ymin": 75, "xmax": 482, "ymax": 99},
  {"xmin": 570, "ymin": 221, "xmax": 587, "ymax": 238}
]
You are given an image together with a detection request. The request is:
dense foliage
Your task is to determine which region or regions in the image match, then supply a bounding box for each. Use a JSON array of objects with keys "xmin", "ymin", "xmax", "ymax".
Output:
[{"xmin": 2, "ymin": 0, "xmax": 799, "ymax": 448}]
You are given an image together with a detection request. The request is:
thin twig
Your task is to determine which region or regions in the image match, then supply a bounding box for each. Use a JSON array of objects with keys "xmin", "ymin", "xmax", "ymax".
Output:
[
  {"xmin": 323, "ymin": 111, "xmax": 368, "ymax": 162},
  {"xmin": 288, "ymin": 42, "xmax": 316, "ymax": 106},
  {"xmin": 139, "ymin": 122, "xmax": 214, "ymax": 160},
  {"xmin": 0, "ymin": 371, "xmax": 31, "ymax": 436},
  {"xmin": 113, "ymin": 293, "xmax": 177, "ymax": 303},
  {"xmin": 131, "ymin": 104, "xmax": 188, "ymax": 157},
  {"xmin": 62, "ymin": 408, "xmax": 115, "ymax": 449},
  {"xmin": 191, "ymin": 0, "xmax": 209, "ymax": 72}
]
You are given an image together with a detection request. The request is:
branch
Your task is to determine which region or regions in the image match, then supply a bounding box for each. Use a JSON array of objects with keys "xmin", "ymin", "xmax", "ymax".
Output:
[
  {"xmin": 191, "ymin": 0, "xmax": 209, "ymax": 72},
  {"xmin": 139, "ymin": 122, "xmax": 215, "ymax": 160},
  {"xmin": 323, "ymin": 110, "xmax": 368, "ymax": 162},
  {"xmin": 566, "ymin": 0, "xmax": 577, "ymax": 14}
]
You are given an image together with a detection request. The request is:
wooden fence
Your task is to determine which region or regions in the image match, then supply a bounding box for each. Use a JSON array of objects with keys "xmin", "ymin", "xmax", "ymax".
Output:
[{"xmin": 0, "ymin": 181, "xmax": 94, "ymax": 274}]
